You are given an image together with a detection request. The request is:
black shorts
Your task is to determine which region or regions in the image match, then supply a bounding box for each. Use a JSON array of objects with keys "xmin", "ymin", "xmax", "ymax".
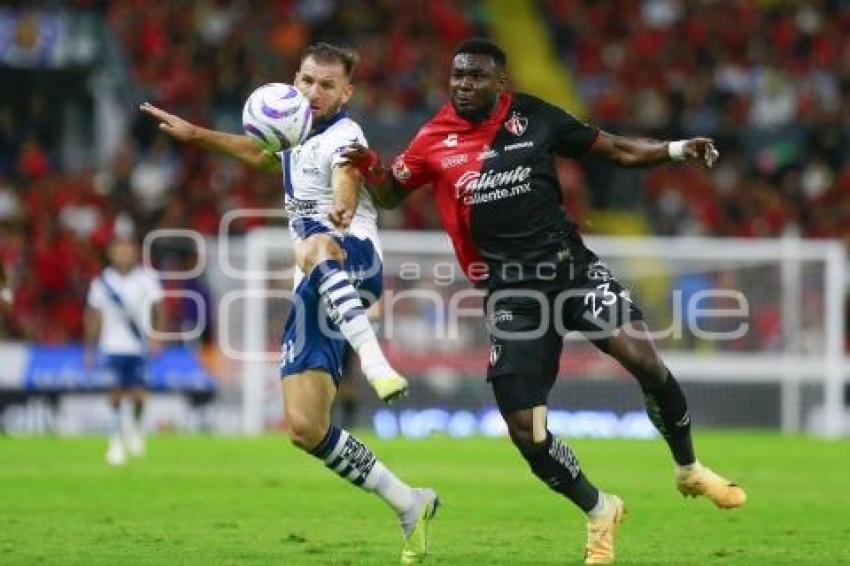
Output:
[{"xmin": 486, "ymin": 257, "xmax": 644, "ymax": 414}]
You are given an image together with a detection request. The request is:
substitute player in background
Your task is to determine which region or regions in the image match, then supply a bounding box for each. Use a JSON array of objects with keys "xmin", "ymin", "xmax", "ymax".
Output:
[
  {"xmin": 141, "ymin": 43, "xmax": 438, "ymax": 564},
  {"xmin": 345, "ymin": 38, "xmax": 746, "ymax": 565},
  {"xmin": 84, "ymin": 237, "xmax": 163, "ymax": 466}
]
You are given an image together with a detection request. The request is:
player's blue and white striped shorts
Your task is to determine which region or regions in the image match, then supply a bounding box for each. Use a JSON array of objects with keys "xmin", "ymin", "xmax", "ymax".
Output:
[{"xmin": 280, "ymin": 234, "xmax": 382, "ymax": 384}]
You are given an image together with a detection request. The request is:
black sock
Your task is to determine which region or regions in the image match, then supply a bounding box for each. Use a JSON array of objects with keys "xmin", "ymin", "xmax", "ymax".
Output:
[
  {"xmin": 523, "ymin": 432, "xmax": 600, "ymax": 513},
  {"xmin": 642, "ymin": 372, "xmax": 695, "ymax": 466},
  {"xmin": 132, "ymin": 400, "xmax": 144, "ymax": 423},
  {"xmin": 109, "ymin": 401, "xmax": 121, "ymax": 435}
]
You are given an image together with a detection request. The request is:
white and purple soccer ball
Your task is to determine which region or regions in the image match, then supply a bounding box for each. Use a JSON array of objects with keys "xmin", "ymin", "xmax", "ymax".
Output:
[{"xmin": 242, "ymin": 83, "xmax": 313, "ymax": 151}]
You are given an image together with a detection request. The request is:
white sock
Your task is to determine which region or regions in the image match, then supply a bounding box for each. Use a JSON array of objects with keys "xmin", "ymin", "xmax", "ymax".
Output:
[
  {"xmin": 366, "ymin": 460, "xmax": 416, "ymax": 514},
  {"xmin": 587, "ymin": 492, "xmax": 609, "ymax": 519},
  {"xmin": 676, "ymin": 461, "xmax": 700, "ymax": 475},
  {"xmin": 356, "ymin": 337, "xmax": 394, "ymax": 381},
  {"xmin": 315, "ymin": 265, "xmax": 394, "ymax": 380},
  {"xmin": 311, "ymin": 426, "xmax": 414, "ymax": 514}
]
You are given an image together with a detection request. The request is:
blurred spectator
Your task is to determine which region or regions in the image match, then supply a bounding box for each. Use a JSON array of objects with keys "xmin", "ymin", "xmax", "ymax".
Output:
[
  {"xmin": 1, "ymin": 0, "xmax": 849, "ymax": 349},
  {"xmin": 541, "ymin": 0, "xmax": 850, "ymax": 240}
]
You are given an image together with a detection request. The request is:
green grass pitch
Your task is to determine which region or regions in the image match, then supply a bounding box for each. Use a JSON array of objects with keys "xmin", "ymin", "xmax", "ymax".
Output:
[{"xmin": 1, "ymin": 432, "xmax": 848, "ymax": 564}]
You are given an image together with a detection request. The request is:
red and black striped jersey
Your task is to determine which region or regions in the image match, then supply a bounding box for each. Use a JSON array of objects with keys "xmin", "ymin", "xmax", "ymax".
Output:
[{"xmin": 391, "ymin": 91, "xmax": 599, "ymax": 288}]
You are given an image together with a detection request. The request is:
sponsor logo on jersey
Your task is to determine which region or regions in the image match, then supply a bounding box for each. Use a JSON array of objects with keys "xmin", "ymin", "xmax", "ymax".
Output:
[
  {"xmin": 504, "ymin": 111, "xmax": 528, "ymax": 136},
  {"xmin": 476, "ymin": 144, "xmax": 498, "ymax": 161},
  {"xmin": 454, "ymin": 165, "xmax": 534, "ymax": 205},
  {"xmin": 440, "ymin": 154, "xmax": 468, "ymax": 169},
  {"xmin": 302, "ymin": 165, "xmax": 322, "ymax": 177},
  {"xmin": 443, "ymin": 133, "xmax": 458, "ymax": 147},
  {"xmin": 454, "ymin": 166, "xmax": 532, "ymax": 197},
  {"xmin": 392, "ymin": 155, "xmax": 411, "ymax": 182},
  {"xmin": 493, "ymin": 309, "xmax": 513, "ymax": 323},
  {"xmin": 284, "ymin": 197, "xmax": 319, "ymax": 217},
  {"xmin": 504, "ymin": 140, "xmax": 534, "ymax": 152}
]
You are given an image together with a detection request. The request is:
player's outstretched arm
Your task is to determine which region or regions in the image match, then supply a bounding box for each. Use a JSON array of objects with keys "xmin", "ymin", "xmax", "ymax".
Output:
[
  {"xmin": 340, "ymin": 144, "xmax": 410, "ymax": 209},
  {"xmin": 329, "ymin": 164, "xmax": 362, "ymax": 230},
  {"xmin": 589, "ymin": 131, "xmax": 719, "ymax": 169},
  {"xmin": 139, "ymin": 102, "xmax": 281, "ymax": 174}
]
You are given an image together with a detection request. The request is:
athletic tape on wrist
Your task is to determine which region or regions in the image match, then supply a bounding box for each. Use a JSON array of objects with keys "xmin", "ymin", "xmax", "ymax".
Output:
[{"xmin": 668, "ymin": 140, "xmax": 687, "ymax": 161}]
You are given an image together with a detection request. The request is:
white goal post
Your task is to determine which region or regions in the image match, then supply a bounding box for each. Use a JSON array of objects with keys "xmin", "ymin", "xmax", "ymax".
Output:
[{"xmin": 236, "ymin": 229, "xmax": 847, "ymax": 438}]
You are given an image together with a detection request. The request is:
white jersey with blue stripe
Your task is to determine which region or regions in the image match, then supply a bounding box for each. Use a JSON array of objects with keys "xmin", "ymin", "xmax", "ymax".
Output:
[
  {"xmin": 278, "ymin": 112, "xmax": 380, "ymax": 255},
  {"xmin": 87, "ymin": 266, "xmax": 163, "ymax": 355}
]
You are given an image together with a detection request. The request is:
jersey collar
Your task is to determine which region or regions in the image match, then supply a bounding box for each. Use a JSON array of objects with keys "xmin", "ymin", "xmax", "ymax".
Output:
[{"xmin": 307, "ymin": 109, "xmax": 348, "ymax": 140}]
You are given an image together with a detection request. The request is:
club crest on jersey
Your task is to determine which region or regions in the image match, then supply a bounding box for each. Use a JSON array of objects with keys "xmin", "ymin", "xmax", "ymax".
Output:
[
  {"xmin": 443, "ymin": 133, "xmax": 458, "ymax": 147},
  {"xmin": 392, "ymin": 155, "xmax": 411, "ymax": 182},
  {"xmin": 504, "ymin": 111, "xmax": 528, "ymax": 136}
]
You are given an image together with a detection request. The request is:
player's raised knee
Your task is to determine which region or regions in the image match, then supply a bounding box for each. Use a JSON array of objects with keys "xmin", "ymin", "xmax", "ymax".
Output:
[
  {"xmin": 295, "ymin": 234, "xmax": 345, "ymax": 274},
  {"xmin": 285, "ymin": 411, "xmax": 327, "ymax": 450}
]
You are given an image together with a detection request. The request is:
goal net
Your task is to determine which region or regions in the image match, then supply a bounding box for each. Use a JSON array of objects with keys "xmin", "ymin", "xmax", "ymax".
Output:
[{"xmin": 209, "ymin": 229, "xmax": 847, "ymax": 438}]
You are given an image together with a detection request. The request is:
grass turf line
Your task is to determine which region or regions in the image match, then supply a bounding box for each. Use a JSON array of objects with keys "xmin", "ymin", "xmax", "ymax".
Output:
[{"xmin": 0, "ymin": 432, "xmax": 848, "ymax": 564}]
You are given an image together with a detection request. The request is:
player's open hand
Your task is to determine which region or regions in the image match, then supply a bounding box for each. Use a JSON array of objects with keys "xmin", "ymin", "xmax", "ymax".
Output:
[
  {"xmin": 684, "ymin": 137, "xmax": 720, "ymax": 168},
  {"xmin": 340, "ymin": 143, "xmax": 371, "ymax": 168},
  {"xmin": 340, "ymin": 143, "xmax": 386, "ymax": 184},
  {"xmin": 328, "ymin": 203, "xmax": 355, "ymax": 230},
  {"xmin": 139, "ymin": 102, "xmax": 197, "ymax": 142}
]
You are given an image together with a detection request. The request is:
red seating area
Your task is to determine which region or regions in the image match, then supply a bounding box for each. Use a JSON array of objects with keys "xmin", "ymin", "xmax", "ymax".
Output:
[
  {"xmin": 542, "ymin": 0, "xmax": 850, "ymax": 239},
  {"xmin": 1, "ymin": 0, "xmax": 847, "ymax": 342}
]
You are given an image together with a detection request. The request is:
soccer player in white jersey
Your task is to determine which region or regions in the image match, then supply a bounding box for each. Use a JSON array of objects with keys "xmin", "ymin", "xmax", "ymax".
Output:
[
  {"xmin": 141, "ymin": 43, "xmax": 438, "ymax": 564},
  {"xmin": 84, "ymin": 237, "xmax": 164, "ymax": 466}
]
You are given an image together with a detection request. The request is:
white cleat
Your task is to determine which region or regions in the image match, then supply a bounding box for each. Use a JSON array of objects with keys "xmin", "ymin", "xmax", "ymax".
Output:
[
  {"xmin": 126, "ymin": 429, "xmax": 146, "ymax": 458},
  {"xmin": 106, "ymin": 438, "xmax": 127, "ymax": 467}
]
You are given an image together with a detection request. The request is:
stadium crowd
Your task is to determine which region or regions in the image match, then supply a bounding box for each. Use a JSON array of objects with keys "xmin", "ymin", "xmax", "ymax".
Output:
[
  {"xmin": 543, "ymin": 0, "xmax": 850, "ymax": 239},
  {"xmin": 0, "ymin": 0, "xmax": 848, "ymax": 344}
]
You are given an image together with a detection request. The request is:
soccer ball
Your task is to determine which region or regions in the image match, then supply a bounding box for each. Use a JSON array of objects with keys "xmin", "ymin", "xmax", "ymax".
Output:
[{"xmin": 242, "ymin": 83, "xmax": 313, "ymax": 151}]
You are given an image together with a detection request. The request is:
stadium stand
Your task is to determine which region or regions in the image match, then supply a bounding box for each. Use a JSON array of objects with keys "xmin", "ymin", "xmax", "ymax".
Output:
[{"xmin": 0, "ymin": 0, "xmax": 848, "ymax": 351}]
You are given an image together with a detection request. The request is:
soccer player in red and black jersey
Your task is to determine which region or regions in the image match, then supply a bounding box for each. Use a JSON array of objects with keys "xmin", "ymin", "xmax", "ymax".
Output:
[{"xmin": 345, "ymin": 38, "xmax": 746, "ymax": 564}]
